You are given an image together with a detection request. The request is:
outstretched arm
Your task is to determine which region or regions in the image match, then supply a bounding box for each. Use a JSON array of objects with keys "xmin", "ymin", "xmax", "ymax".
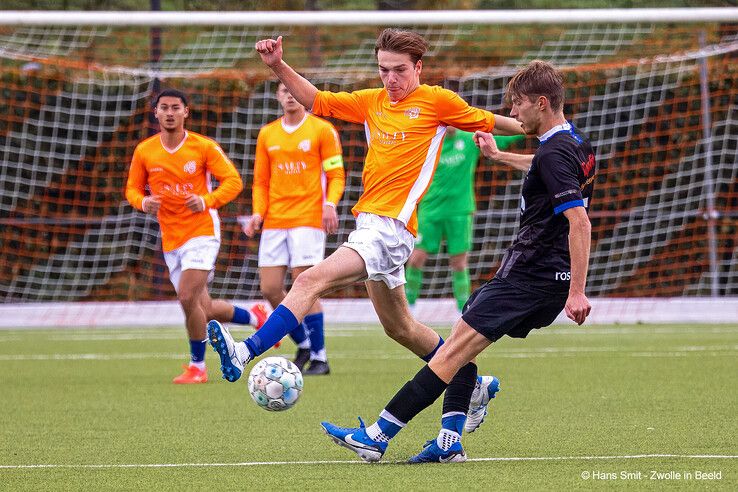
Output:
[
  {"xmin": 255, "ymin": 36, "xmax": 318, "ymax": 109},
  {"xmin": 474, "ymin": 131, "xmax": 533, "ymax": 172}
]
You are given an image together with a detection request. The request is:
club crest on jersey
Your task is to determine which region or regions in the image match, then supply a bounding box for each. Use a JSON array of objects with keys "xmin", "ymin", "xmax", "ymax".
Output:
[
  {"xmin": 404, "ymin": 107, "xmax": 421, "ymax": 119},
  {"xmin": 183, "ymin": 160, "xmax": 197, "ymax": 174},
  {"xmin": 298, "ymin": 139, "xmax": 311, "ymax": 152}
]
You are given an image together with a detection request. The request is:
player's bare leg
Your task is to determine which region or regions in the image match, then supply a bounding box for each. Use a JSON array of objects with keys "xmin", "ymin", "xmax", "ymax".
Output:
[
  {"xmin": 259, "ymin": 265, "xmax": 289, "ymax": 308},
  {"xmin": 365, "ymin": 280, "xmax": 440, "ymax": 357},
  {"xmin": 281, "ymin": 246, "xmax": 367, "ymax": 318},
  {"xmin": 177, "ymin": 269, "xmax": 210, "ymax": 341},
  {"xmin": 173, "ymin": 269, "xmax": 210, "ymax": 384}
]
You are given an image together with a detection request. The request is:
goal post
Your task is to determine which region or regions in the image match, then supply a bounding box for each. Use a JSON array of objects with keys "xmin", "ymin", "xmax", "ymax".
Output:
[{"xmin": 0, "ymin": 8, "xmax": 736, "ymax": 324}]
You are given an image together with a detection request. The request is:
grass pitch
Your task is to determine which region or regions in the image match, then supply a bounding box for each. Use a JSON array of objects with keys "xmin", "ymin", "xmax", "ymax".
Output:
[{"xmin": 1, "ymin": 323, "xmax": 736, "ymax": 490}]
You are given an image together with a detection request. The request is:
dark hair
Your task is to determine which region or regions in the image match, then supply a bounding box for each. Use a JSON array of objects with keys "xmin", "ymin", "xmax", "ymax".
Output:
[
  {"xmin": 154, "ymin": 88, "xmax": 188, "ymax": 107},
  {"xmin": 374, "ymin": 28, "xmax": 429, "ymax": 64},
  {"xmin": 505, "ymin": 60, "xmax": 565, "ymax": 112}
]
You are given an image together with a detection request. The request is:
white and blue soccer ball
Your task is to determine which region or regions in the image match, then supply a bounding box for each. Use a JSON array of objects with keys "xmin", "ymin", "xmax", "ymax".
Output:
[{"xmin": 247, "ymin": 356, "xmax": 303, "ymax": 411}]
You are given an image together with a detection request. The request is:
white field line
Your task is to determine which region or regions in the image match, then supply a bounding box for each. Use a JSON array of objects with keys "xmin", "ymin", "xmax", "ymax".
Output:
[
  {"xmin": 0, "ymin": 454, "xmax": 736, "ymax": 469},
  {"xmin": 0, "ymin": 344, "xmax": 737, "ymax": 362}
]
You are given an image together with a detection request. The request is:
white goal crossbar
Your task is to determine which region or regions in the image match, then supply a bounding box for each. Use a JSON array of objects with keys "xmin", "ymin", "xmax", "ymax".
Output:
[{"xmin": 1, "ymin": 8, "xmax": 738, "ymax": 26}]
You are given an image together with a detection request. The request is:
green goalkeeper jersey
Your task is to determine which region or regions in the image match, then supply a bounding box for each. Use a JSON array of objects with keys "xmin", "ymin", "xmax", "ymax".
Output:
[{"xmin": 419, "ymin": 130, "xmax": 522, "ymax": 220}]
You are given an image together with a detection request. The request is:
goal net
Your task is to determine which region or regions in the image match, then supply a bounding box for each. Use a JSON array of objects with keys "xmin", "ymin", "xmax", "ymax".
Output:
[{"xmin": 1, "ymin": 10, "xmax": 736, "ymax": 317}]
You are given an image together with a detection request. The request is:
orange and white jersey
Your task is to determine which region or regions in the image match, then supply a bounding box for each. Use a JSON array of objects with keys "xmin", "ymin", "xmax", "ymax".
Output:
[
  {"xmin": 312, "ymin": 84, "xmax": 496, "ymax": 235},
  {"xmin": 253, "ymin": 113, "xmax": 344, "ymax": 230},
  {"xmin": 125, "ymin": 131, "xmax": 243, "ymax": 252}
]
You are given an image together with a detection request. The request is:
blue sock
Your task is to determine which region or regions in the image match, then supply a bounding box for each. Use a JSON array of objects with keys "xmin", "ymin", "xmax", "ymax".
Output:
[
  {"xmin": 421, "ymin": 336, "xmax": 444, "ymax": 362},
  {"xmin": 190, "ymin": 338, "xmax": 207, "ymax": 363},
  {"xmin": 441, "ymin": 413, "xmax": 466, "ymax": 435},
  {"xmin": 245, "ymin": 305, "xmax": 298, "ymax": 357},
  {"xmin": 288, "ymin": 323, "xmax": 309, "ymax": 345},
  {"xmin": 377, "ymin": 415, "xmax": 402, "ymax": 439},
  {"xmin": 231, "ymin": 306, "xmax": 251, "ymax": 325},
  {"xmin": 304, "ymin": 312, "xmax": 325, "ymax": 354}
]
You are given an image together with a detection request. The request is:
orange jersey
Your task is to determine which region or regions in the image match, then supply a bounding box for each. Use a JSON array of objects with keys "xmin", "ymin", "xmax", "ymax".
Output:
[
  {"xmin": 125, "ymin": 131, "xmax": 243, "ymax": 252},
  {"xmin": 312, "ymin": 84, "xmax": 496, "ymax": 235},
  {"xmin": 253, "ymin": 113, "xmax": 344, "ymax": 230}
]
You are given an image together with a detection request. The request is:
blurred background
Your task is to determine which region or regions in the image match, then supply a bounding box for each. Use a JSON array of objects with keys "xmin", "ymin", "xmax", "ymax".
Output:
[{"xmin": 0, "ymin": 2, "xmax": 736, "ymax": 322}]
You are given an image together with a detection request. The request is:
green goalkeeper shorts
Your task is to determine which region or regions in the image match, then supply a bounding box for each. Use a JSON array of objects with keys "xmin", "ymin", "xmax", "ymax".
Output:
[{"xmin": 415, "ymin": 214, "xmax": 472, "ymax": 256}]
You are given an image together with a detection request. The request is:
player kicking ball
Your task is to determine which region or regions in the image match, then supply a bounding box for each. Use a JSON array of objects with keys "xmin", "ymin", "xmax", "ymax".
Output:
[
  {"xmin": 321, "ymin": 60, "xmax": 595, "ymax": 463},
  {"xmin": 208, "ymin": 28, "xmax": 527, "ymax": 428}
]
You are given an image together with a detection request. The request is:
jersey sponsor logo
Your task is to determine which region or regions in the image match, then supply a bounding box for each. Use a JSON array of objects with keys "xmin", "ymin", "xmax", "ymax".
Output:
[
  {"xmin": 277, "ymin": 161, "xmax": 308, "ymax": 175},
  {"xmin": 440, "ymin": 152, "xmax": 466, "ymax": 167},
  {"xmin": 298, "ymin": 139, "xmax": 311, "ymax": 152},
  {"xmin": 555, "ymin": 271, "xmax": 571, "ymax": 281},
  {"xmin": 268, "ymin": 145, "xmax": 281, "ymax": 152},
  {"xmin": 374, "ymin": 130, "xmax": 406, "ymax": 146},
  {"xmin": 404, "ymin": 107, "xmax": 421, "ymax": 119},
  {"xmin": 159, "ymin": 181, "xmax": 194, "ymax": 197},
  {"xmin": 580, "ymin": 173, "xmax": 596, "ymax": 190},
  {"xmin": 183, "ymin": 160, "xmax": 197, "ymax": 174},
  {"xmin": 150, "ymin": 167, "xmax": 164, "ymax": 173}
]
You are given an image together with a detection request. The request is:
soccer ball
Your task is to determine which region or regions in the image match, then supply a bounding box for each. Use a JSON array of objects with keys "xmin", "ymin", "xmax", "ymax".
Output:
[{"xmin": 247, "ymin": 356, "xmax": 303, "ymax": 411}]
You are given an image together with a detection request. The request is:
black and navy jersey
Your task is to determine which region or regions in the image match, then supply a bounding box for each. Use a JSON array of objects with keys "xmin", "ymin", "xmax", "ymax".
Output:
[{"xmin": 495, "ymin": 122, "xmax": 596, "ymax": 293}]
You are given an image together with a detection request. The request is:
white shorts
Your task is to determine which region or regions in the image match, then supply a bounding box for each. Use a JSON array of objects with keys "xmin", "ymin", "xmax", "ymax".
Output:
[
  {"xmin": 258, "ymin": 227, "xmax": 326, "ymax": 268},
  {"xmin": 343, "ymin": 213, "xmax": 414, "ymax": 289},
  {"xmin": 163, "ymin": 236, "xmax": 220, "ymax": 293}
]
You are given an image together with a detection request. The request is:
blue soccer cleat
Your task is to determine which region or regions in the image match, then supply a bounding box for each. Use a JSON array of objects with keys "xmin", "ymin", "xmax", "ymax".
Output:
[
  {"xmin": 465, "ymin": 375, "xmax": 500, "ymax": 433},
  {"xmin": 407, "ymin": 439, "xmax": 467, "ymax": 464},
  {"xmin": 320, "ymin": 417, "xmax": 387, "ymax": 463},
  {"xmin": 207, "ymin": 320, "xmax": 250, "ymax": 382}
]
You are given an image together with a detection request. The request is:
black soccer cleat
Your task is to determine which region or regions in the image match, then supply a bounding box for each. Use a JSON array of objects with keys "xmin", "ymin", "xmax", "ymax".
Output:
[
  {"xmin": 304, "ymin": 360, "xmax": 330, "ymax": 376},
  {"xmin": 293, "ymin": 348, "xmax": 311, "ymax": 372}
]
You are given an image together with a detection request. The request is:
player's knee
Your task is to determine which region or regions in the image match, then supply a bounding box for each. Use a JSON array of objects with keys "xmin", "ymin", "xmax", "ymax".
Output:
[
  {"xmin": 177, "ymin": 288, "xmax": 198, "ymax": 310},
  {"xmin": 290, "ymin": 268, "xmax": 324, "ymax": 297},
  {"xmin": 382, "ymin": 322, "xmax": 411, "ymax": 345},
  {"xmin": 259, "ymin": 281, "xmax": 282, "ymax": 303}
]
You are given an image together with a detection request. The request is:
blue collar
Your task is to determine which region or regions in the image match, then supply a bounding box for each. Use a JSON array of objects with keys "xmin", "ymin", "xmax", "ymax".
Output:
[{"xmin": 538, "ymin": 121, "xmax": 582, "ymax": 144}]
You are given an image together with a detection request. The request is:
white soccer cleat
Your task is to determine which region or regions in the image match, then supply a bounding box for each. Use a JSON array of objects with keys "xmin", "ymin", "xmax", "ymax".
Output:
[
  {"xmin": 207, "ymin": 320, "xmax": 251, "ymax": 382},
  {"xmin": 465, "ymin": 375, "xmax": 500, "ymax": 433}
]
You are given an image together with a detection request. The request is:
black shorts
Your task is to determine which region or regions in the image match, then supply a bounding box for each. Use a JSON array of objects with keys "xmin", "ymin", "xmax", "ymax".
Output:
[{"xmin": 461, "ymin": 277, "xmax": 567, "ymax": 343}]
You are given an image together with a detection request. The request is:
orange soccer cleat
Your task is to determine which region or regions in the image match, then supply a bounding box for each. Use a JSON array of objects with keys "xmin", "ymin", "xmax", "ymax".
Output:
[
  {"xmin": 251, "ymin": 303, "xmax": 280, "ymax": 348},
  {"xmin": 250, "ymin": 303, "xmax": 269, "ymax": 329},
  {"xmin": 172, "ymin": 364, "xmax": 208, "ymax": 384}
]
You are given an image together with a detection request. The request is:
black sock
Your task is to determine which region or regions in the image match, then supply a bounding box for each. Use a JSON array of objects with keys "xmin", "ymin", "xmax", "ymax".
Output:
[
  {"xmin": 442, "ymin": 362, "xmax": 478, "ymax": 415},
  {"xmin": 384, "ymin": 365, "xmax": 448, "ymax": 424}
]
